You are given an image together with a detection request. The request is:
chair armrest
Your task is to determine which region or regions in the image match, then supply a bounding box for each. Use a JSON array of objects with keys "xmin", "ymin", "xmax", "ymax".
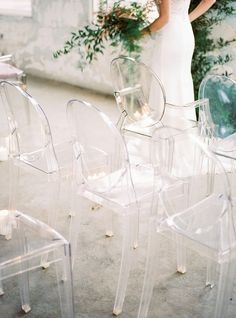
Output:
[
  {"xmin": 165, "ymin": 98, "xmax": 209, "ymax": 110},
  {"xmin": 115, "ymin": 84, "xmax": 142, "ymax": 97}
]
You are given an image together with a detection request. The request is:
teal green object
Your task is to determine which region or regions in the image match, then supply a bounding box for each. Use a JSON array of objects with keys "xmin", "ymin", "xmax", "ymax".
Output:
[{"xmin": 199, "ymin": 75, "xmax": 236, "ymax": 138}]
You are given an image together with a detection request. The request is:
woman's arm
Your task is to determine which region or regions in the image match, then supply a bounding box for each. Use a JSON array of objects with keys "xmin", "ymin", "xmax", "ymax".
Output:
[
  {"xmin": 142, "ymin": 0, "xmax": 170, "ymax": 36},
  {"xmin": 189, "ymin": 0, "xmax": 216, "ymax": 22}
]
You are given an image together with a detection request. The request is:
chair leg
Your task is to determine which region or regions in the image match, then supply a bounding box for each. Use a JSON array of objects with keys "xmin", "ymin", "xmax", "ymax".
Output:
[
  {"xmin": 68, "ymin": 158, "xmax": 78, "ymax": 218},
  {"xmin": 132, "ymin": 210, "xmax": 139, "ymax": 249},
  {"xmin": 176, "ymin": 235, "xmax": 187, "ymax": 274},
  {"xmin": 55, "ymin": 244, "xmax": 75, "ymax": 318},
  {"xmin": 112, "ymin": 214, "xmax": 136, "ymax": 316},
  {"xmin": 206, "ymin": 258, "xmax": 217, "ymax": 288},
  {"xmin": 41, "ymin": 172, "xmax": 60, "ymax": 268},
  {"xmin": 19, "ymin": 271, "xmax": 31, "ymax": 313},
  {"xmin": 47, "ymin": 172, "xmax": 60, "ymax": 229},
  {"xmin": 8, "ymin": 158, "xmax": 19, "ymax": 206},
  {"xmin": 0, "ymin": 271, "xmax": 4, "ymax": 295},
  {"xmin": 214, "ymin": 260, "xmax": 235, "ymax": 318},
  {"xmin": 24, "ymin": 96, "xmax": 31, "ymax": 124},
  {"xmin": 16, "ymin": 215, "xmax": 31, "ymax": 313},
  {"xmin": 105, "ymin": 209, "xmax": 114, "ymax": 238},
  {"xmin": 137, "ymin": 217, "xmax": 158, "ymax": 318},
  {"xmin": 91, "ymin": 203, "xmax": 102, "ymax": 211},
  {"xmin": 68, "ymin": 195, "xmax": 81, "ymax": 269}
]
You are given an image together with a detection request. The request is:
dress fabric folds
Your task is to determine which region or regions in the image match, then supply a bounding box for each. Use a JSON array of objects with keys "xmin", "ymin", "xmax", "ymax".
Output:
[{"xmin": 150, "ymin": 0, "xmax": 196, "ymax": 121}]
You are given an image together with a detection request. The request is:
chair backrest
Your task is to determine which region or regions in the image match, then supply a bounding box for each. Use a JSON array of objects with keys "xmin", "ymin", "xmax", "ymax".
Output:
[
  {"xmin": 157, "ymin": 131, "xmax": 235, "ymax": 251},
  {"xmin": 110, "ymin": 56, "xmax": 166, "ymax": 128},
  {"xmin": 0, "ymin": 81, "xmax": 58, "ymax": 173},
  {"xmin": 198, "ymin": 74, "xmax": 236, "ymax": 139},
  {"xmin": 67, "ymin": 99, "xmax": 130, "ymax": 194}
]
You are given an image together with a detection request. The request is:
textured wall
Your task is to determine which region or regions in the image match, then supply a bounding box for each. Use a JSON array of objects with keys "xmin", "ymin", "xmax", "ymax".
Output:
[
  {"xmin": 0, "ymin": 0, "xmax": 235, "ymax": 94},
  {"xmin": 0, "ymin": 0, "xmax": 116, "ymax": 93},
  {"xmin": 210, "ymin": 12, "xmax": 236, "ymax": 77}
]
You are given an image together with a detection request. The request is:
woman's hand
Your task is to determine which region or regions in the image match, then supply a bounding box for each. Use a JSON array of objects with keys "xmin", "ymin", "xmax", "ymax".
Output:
[{"xmin": 141, "ymin": 26, "xmax": 151, "ymax": 37}]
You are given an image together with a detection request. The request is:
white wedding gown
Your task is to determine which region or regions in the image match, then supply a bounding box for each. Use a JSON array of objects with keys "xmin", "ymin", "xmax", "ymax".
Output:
[{"xmin": 150, "ymin": 0, "xmax": 196, "ymax": 123}]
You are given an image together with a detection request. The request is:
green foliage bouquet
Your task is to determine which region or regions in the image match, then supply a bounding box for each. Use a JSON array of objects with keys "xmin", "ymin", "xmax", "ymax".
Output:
[{"xmin": 53, "ymin": 0, "xmax": 149, "ymax": 69}]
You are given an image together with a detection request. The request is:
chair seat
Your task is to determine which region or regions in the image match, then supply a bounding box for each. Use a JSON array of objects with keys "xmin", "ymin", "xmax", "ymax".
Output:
[
  {"xmin": 16, "ymin": 149, "xmax": 58, "ymax": 174},
  {"xmin": 0, "ymin": 209, "xmax": 67, "ymax": 277},
  {"xmin": 80, "ymin": 164, "xmax": 160, "ymax": 211},
  {"xmin": 215, "ymin": 132, "xmax": 236, "ymax": 153},
  {"xmin": 123, "ymin": 121, "xmax": 163, "ymax": 138},
  {"xmin": 11, "ymin": 140, "xmax": 73, "ymax": 175},
  {"xmin": 123, "ymin": 113, "xmax": 198, "ymax": 140},
  {"xmin": 210, "ymin": 133, "xmax": 236, "ymax": 171},
  {"xmin": 160, "ymin": 191, "xmax": 236, "ymax": 260}
]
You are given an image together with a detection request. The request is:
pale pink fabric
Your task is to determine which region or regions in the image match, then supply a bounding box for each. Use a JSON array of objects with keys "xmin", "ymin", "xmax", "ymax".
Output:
[{"xmin": 0, "ymin": 62, "xmax": 23, "ymax": 79}]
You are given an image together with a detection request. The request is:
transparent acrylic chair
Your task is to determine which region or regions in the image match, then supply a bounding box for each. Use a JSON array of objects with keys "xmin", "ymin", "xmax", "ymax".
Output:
[
  {"xmin": 199, "ymin": 74, "xmax": 236, "ymax": 139},
  {"xmin": 110, "ymin": 56, "xmax": 166, "ymax": 135},
  {"xmin": 67, "ymin": 99, "xmax": 158, "ymax": 316},
  {"xmin": 138, "ymin": 132, "xmax": 235, "ymax": 318},
  {"xmin": 198, "ymin": 73, "xmax": 236, "ymax": 290},
  {"xmin": 110, "ymin": 56, "xmax": 211, "ymax": 274},
  {"xmin": 0, "ymin": 209, "xmax": 74, "ymax": 317},
  {"xmin": 110, "ymin": 56, "xmax": 209, "ymax": 146},
  {"xmin": 199, "ymin": 74, "xmax": 236, "ymax": 167},
  {"xmin": 0, "ymin": 81, "xmax": 72, "ymax": 230}
]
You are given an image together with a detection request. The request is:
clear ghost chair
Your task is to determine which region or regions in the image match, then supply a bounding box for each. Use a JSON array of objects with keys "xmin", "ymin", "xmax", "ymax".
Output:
[
  {"xmin": 110, "ymin": 56, "xmax": 211, "ymax": 272},
  {"xmin": 198, "ymin": 74, "xmax": 236, "ymax": 292},
  {"xmin": 0, "ymin": 209, "xmax": 74, "ymax": 317},
  {"xmin": 110, "ymin": 56, "xmax": 166, "ymax": 134},
  {"xmin": 138, "ymin": 132, "xmax": 235, "ymax": 318},
  {"xmin": 199, "ymin": 74, "xmax": 236, "ymax": 140},
  {"xmin": 198, "ymin": 74, "xmax": 236, "ymax": 175},
  {"xmin": 110, "ymin": 56, "xmax": 209, "ymax": 165},
  {"xmin": 0, "ymin": 81, "xmax": 72, "ymax": 232},
  {"xmin": 67, "ymin": 99, "xmax": 158, "ymax": 316}
]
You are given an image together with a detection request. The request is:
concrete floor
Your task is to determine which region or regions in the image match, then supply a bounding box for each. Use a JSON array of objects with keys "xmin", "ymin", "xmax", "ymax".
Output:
[{"xmin": 0, "ymin": 76, "xmax": 235, "ymax": 318}]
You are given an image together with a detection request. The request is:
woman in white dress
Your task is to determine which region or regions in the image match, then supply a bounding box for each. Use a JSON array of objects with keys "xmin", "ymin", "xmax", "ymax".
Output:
[{"xmin": 142, "ymin": 0, "xmax": 216, "ymax": 121}]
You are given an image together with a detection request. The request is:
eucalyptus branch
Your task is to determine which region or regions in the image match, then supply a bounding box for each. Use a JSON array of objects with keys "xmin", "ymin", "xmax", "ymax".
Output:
[{"xmin": 53, "ymin": 0, "xmax": 149, "ymax": 70}]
